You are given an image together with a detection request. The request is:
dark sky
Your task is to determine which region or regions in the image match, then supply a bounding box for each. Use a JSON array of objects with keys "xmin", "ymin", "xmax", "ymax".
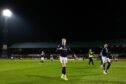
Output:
[{"xmin": 0, "ymin": 0, "xmax": 126, "ymax": 43}]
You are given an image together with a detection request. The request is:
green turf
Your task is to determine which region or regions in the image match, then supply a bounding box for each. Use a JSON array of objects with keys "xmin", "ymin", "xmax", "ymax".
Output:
[{"xmin": 0, "ymin": 59, "xmax": 126, "ymax": 84}]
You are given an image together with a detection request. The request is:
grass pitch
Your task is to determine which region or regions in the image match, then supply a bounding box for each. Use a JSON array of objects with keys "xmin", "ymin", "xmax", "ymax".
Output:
[{"xmin": 0, "ymin": 59, "xmax": 126, "ymax": 84}]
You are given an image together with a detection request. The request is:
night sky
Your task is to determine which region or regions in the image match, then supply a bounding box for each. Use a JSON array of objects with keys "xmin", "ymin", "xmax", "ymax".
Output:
[{"xmin": 0, "ymin": 0, "xmax": 126, "ymax": 43}]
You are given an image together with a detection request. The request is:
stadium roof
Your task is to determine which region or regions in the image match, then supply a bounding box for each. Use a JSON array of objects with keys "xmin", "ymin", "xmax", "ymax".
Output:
[
  {"xmin": 9, "ymin": 42, "xmax": 57, "ymax": 48},
  {"xmin": 9, "ymin": 42, "xmax": 102, "ymax": 48},
  {"xmin": 9, "ymin": 39, "xmax": 126, "ymax": 48}
]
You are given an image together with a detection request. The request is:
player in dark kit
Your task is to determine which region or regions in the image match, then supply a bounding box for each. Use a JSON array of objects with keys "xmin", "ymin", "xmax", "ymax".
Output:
[
  {"xmin": 56, "ymin": 38, "xmax": 70, "ymax": 81},
  {"xmin": 100, "ymin": 44, "xmax": 112, "ymax": 74}
]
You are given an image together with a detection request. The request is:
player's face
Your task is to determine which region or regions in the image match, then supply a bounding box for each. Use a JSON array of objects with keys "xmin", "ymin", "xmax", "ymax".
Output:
[
  {"xmin": 62, "ymin": 38, "xmax": 66, "ymax": 45},
  {"xmin": 104, "ymin": 44, "xmax": 108, "ymax": 48},
  {"xmin": 89, "ymin": 49, "xmax": 92, "ymax": 52},
  {"xmin": 42, "ymin": 51, "xmax": 44, "ymax": 53}
]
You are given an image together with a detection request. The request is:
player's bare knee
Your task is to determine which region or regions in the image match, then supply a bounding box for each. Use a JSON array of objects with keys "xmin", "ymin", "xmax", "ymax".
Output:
[{"xmin": 62, "ymin": 63, "xmax": 66, "ymax": 67}]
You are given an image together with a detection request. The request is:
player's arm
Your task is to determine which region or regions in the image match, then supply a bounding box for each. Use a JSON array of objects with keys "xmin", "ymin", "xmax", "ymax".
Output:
[
  {"xmin": 101, "ymin": 49, "xmax": 106, "ymax": 57},
  {"xmin": 56, "ymin": 44, "xmax": 63, "ymax": 53},
  {"xmin": 57, "ymin": 45, "xmax": 63, "ymax": 50},
  {"xmin": 69, "ymin": 48, "xmax": 78, "ymax": 60},
  {"xmin": 108, "ymin": 51, "xmax": 112, "ymax": 59},
  {"xmin": 67, "ymin": 47, "xmax": 72, "ymax": 53},
  {"xmin": 93, "ymin": 51, "xmax": 94, "ymax": 54}
]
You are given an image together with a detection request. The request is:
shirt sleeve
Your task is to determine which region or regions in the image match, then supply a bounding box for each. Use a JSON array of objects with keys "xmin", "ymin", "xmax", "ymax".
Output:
[{"xmin": 56, "ymin": 44, "xmax": 61, "ymax": 53}]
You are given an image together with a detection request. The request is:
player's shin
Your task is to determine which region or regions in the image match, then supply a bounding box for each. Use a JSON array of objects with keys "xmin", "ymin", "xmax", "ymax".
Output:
[
  {"xmin": 107, "ymin": 63, "xmax": 111, "ymax": 70},
  {"xmin": 103, "ymin": 63, "xmax": 106, "ymax": 70}
]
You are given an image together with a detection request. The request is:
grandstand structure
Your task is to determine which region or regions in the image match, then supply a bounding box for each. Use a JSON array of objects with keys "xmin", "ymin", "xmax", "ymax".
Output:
[{"xmin": 0, "ymin": 39, "xmax": 126, "ymax": 59}]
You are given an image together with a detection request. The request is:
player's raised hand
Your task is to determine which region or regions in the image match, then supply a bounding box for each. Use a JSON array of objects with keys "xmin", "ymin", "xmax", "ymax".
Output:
[{"xmin": 59, "ymin": 47, "xmax": 63, "ymax": 50}]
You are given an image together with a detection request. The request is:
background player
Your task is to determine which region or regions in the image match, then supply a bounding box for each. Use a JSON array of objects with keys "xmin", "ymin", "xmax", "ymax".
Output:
[
  {"xmin": 50, "ymin": 54, "xmax": 54, "ymax": 61},
  {"xmin": 40, "ymin": 50, "xmax": 45, "ymax": 63},
  {"xmin": 88, "ymin": 49, "xmax": 94, "ymax": 65},
  {"xmin": 100, "ymin": 43, "xmax": 112, "ymax": 74}
]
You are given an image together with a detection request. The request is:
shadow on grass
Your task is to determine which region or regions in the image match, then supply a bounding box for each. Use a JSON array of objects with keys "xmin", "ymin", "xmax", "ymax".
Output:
[
  {"xmin": 89, "ymin": 80, "xmax": 126, "ymax": 84},
  {"xmin": 69, "ymin": 73, "xmax": 100, "ymax": 78},
  {"xmin": 27, "ymin": 74, "xmax": 60, "ymax": 80}
]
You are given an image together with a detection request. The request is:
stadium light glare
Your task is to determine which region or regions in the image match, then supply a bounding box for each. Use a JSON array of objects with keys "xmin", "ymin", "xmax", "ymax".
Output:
[
  {"xmin": 1, "ymin": 9, "xmax": 12, "ymax": 58},
  {"xmin": 2, "ymin": 9, "xmax": 12, "ymax": 17}
]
